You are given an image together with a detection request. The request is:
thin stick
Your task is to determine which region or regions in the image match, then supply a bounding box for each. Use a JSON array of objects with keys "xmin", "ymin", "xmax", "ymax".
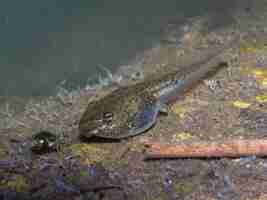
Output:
[{"xmin": 144, "ymin": 139, "xmax": 267, "ymax": 159}]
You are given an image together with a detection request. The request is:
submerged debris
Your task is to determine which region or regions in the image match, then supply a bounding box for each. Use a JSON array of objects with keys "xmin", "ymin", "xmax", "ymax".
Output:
[{"xmin": 145, "ymin": 139, "xmax": 267, "ymax": 158}]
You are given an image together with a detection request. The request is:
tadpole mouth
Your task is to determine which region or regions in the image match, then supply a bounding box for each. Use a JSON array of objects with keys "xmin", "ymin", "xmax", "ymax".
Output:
[{"xmin": 79, "ymin": 134, "xmax": 121, "ymax": 143}]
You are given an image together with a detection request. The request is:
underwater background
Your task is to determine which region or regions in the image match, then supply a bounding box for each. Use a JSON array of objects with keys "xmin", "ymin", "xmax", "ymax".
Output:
[{"xmin": 0, "ymin": 0, "xmax": 238, "ymax": 96}]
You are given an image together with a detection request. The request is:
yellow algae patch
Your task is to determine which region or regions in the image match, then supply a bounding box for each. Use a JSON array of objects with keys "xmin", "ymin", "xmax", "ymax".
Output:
[
  {"xmin": 232, "ymin": 101, "xmax": 251, "ymax": 109},
  {"xmin": 171, "ymin": 104, "xmax": 187, "ymax": 118},
  {"xmin": 247, "ymin": 68, "xmax": 267, "ymax": 79},
  {"xmin": 242, "ymin": 69, "xmax": 267, "ymax": 87},
  {"xmin": 260, "ymin": 78, "xmax": 267, "ymax": 88},
  {"xmin": 69, "ymin": 143, "xmax": 108, "ymax": 165},
  {"xmin": 251, "ymin": 69, "xmax": 266, "ymax": 78},
  {"xmin": 239, "ymin": 41, "xmax": 267, "ymax": 54},
  {"xmin": 239, "ymin": 46, "xmax": 259, "ymax": 54},
  {"xmin": 0, "ymin": 175, "xmax": 28, "ymax": 192},
  {"xmin": 249, "ymin": 69, "xmax": 267, "ymax": 88},
  {"xmin": 256, "ymin": 94, "xmax": 267, "ymax": 103},
  {"xmin": 239, "ymin": 68, "xmax": 267, "ymax": 79},
  {"xmin": 172, "ymin": 132, "xmax": 194, "ymax": 142}
]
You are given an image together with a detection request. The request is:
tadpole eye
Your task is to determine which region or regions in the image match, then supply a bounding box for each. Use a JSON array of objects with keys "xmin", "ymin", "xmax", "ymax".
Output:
[
  {"xmin": 103, "ymin": 112, "xmax": 113, "ymax": 118},
  {"xmin": 103, "ymin": 112, "xmax": 113, "ymax": 122}
]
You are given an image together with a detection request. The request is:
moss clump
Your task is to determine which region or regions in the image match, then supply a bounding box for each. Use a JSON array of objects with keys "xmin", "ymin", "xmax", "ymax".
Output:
[
  {"xmin": 62, "ymin": 169, "xmax": 89, "ymax": 186},
  {"xmin": 0, "ymin": 144, "xmax": 8, "ymax": 159},
  {"xmin": 148, "ymin": 187, "xmax": 169, "ymax": 200},
  {"xmin": 173, "ymin": 181, "xmax": 194, "ymax": 196},
  {"xmin": 69, "ymin": 143, "xmax": 108, "ymax": 165},
  {"xmin": 0, "ymin": 175, "xmax": 28, "ymax": 192},
  {"xmin": 158, "ymin": 190, "xmax": 173, "ymax": 200},
  {"xmin": 79, "ymin": 170, "xmax": 88, "ymax": 177}
]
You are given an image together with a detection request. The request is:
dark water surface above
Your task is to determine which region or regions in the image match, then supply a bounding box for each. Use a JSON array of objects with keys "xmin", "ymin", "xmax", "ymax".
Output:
[{"xmin": 0, "ymin": 0, "xmax": 237, "ymax": 96}]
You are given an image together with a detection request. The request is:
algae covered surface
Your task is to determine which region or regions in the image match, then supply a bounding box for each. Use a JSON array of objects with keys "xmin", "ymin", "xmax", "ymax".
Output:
[{"xmin": 2, "ymin": 2, "xmax": 267, "ymax": 199}]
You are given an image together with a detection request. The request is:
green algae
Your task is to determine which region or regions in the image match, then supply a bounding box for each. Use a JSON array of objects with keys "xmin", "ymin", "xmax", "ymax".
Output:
[
  {"xmin": 79, "ymin": 170, "xmax": 88, "ymax": 177},
  {"xmin": 0, "ymin": 143, "xmax": 8, "ymax": 159},
  {"xmin": 0, "ymin": 175, "xmax": 28, "ymax": 192},
  {"xmin": 69, "ymin": 143, "xmax": 109, "ymax": 165},
  {"xmin": 173, "ymin": 181, "xmax": 194, "ymax": 196}
]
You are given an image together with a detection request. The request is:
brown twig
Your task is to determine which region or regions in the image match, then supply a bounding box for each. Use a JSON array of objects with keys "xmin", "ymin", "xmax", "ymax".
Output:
[{"xmin": 144, "ymin": 139, "xmax": 267, "ymax": 159}]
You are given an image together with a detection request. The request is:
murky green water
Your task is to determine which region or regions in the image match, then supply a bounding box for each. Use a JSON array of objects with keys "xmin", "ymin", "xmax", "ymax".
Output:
[{"xmin": 0, "ymin": 0, "xmax": 238, "ymax": 96}]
